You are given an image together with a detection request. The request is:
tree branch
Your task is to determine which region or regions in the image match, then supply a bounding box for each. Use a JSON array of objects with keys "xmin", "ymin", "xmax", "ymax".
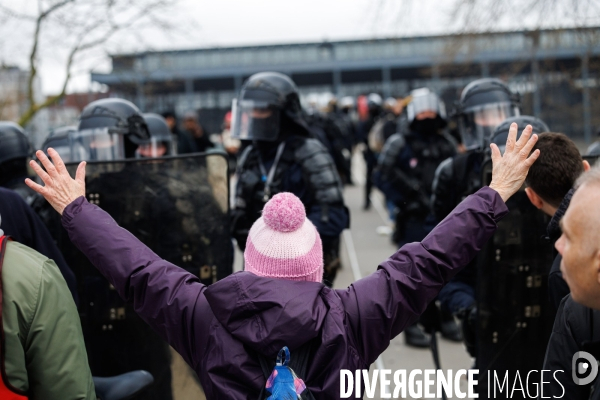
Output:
[
  {"xmin": 18, "ymin": 0, "xmax": 179, "ymax": 126},
  {"xmin": 26, "ymin": 0, "xmax": 77, "ymax": 112}
]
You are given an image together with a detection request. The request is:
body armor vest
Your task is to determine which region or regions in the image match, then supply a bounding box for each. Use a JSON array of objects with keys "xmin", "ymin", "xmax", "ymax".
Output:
[{"xmin": 233, "ymin": 136, "xmax": 345, "ymax": 242}]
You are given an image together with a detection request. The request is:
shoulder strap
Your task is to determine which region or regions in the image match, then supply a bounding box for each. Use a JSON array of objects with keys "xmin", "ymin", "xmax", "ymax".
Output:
[{"xmin": 236, "ymin": 144, "xmax": 255, "ymax": 173}]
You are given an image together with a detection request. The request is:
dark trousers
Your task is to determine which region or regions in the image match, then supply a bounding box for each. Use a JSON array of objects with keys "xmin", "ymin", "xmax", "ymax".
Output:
[{"xmin": 363, "ymin": 149, "xmax": 377, "ymax": 207}]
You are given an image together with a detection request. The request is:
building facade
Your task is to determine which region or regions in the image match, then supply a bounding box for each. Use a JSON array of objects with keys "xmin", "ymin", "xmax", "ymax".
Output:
[{"xmin": 93, "ymin": 28, "xmax": 600, "ymax": 139}]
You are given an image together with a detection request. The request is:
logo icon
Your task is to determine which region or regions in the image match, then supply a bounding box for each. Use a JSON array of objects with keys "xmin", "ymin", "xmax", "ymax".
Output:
[{"xmin": 572, "ymin": 351, "xmax": 599, "ymax": 385}]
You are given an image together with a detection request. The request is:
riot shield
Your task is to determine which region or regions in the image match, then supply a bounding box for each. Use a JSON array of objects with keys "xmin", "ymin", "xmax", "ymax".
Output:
[
  {"xmin": 55, "ymin": 152, "xmax": 231, "ymax": 400},
  {"xmin": 61, "ymin": 152, "xmax": 232, "ymax": 286},
  {"xmin": 476, "ymin": 159, "xmax": 554, "ymax": 398}
]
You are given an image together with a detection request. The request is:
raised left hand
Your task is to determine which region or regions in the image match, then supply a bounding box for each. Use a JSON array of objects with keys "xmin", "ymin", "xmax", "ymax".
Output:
[
  {"xmin": 25, "ymin": 148, "xmax": 87, "ymax": 215},
  {"xmin": 488, "ymin": 123, "xmax": 540, "ymax": 202}
]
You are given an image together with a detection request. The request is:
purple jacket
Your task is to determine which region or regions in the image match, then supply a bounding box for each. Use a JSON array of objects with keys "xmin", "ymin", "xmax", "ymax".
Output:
[{"xmin": 62, "ymin": 187, "xmax": 507, "ymax": 399}]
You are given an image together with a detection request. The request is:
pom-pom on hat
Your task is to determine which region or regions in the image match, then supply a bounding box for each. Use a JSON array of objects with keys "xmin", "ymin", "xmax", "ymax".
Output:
[{"xmin": 244, "ymin": 192, "xmax": 323, "ymax": 283}]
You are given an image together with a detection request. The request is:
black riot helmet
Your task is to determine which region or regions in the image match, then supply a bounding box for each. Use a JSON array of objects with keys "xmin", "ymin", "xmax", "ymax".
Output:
[
  {"xmin": 231, "ymin": 72, "xmax": 307, "ymax": 141},
  {"xmin": 136, "ymin": 113, "xmax": 177, "ymax": 158},
  {"xmin": 0, "ymin": 122, "xmax": 31, "ymax": 165},
  {"xmin": 42, "ymin": 126, "xmax": 77, "ymax": 163},
  {"xmin": 490, "ymin": 115, "xmax": 550, "ymax": 152},
  {"xmin": 0, "ymin": 122, "xmax": 31, "ymax": 187},
  {"xmin": 456, "ymin": 78, "xmax": 520, "ymax": 150},
  {"xmin": 406, "ymin": 88, "xmax": 447, "ymax": 133},
  {"xmin": 73, "ymin": 98, "xmax": 150, "ymax": 161}
]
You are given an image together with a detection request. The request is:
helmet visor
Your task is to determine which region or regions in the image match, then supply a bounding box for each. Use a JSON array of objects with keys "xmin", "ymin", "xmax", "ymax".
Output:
[
  {"xmin": 407, "ymin": 92, "xmax": 446, "ymax": 121},
  {"xmin": 135, "ymin": 137, "xmax": 176, "ymax": 158},
  {"xmin": 70, "ymin": 128, "xmax": 125, "ymax": 162},
  {"xmin": 230, "ymin": 99, "xmax": 280, "ymax": 141},
  {"xmin": 459, "ymin": 102, "xmax": 519, "ymax": 150},
  {"xmin": 43, "ymin": 137, "xmax": 71, "ymax": 163}
]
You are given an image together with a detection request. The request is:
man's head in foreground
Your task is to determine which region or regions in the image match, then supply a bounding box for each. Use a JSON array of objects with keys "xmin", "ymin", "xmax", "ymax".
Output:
[
  {"xmin": 556, "ymin": 165, "xmax": 600, "ymax": 308},
  {"xmin": 525, "ymin": 132, "xmax": 590, "ymax": 216}
]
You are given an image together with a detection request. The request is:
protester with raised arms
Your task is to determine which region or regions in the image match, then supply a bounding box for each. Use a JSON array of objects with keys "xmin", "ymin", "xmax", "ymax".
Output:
[{"xmin": 26, "ymin": 123, "xmax": 539, "ymax": 399}]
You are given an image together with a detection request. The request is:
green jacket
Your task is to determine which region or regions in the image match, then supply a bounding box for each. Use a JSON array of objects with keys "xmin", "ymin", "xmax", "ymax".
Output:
[{"xmin": 2, "ymin": 240, "xmax": 95, "ymax": 399}]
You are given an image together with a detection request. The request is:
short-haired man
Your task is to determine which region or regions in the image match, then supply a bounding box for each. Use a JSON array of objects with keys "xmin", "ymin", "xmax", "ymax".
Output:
[
  {"xmin": 557, "ymin": 165, "xmax": 600, "ymax": 309},
  {"xmin": 524, "ymin": 132, "xmax": 590, "ymax": 312},
  {"xmin": 541, "ymin": 165, "xmax": 600, "ymax": 398}
]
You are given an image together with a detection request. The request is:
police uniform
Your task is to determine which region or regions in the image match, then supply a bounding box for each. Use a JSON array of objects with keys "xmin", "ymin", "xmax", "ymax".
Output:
[
  {"xmin": 230, "ymin": 72, "xmax": 349, "ymax": 286},
  {"xmin": 233, "ymin": 135, "xmax": 348, "ymax": 285},
  {"xmin": 375, "ymin": 88, "xmax": 456, "ymax": 246}
]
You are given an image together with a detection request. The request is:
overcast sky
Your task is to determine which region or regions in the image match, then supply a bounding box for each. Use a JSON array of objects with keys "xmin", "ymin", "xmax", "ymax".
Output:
[{"xmin": 0, "ymin": 0, "xmax": 596, "ymax": 95}]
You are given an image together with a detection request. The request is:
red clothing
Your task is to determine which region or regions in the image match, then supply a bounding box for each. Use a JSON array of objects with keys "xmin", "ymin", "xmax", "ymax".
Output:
[{"xmin": 0, "ymin": 235, "xmax": 28, "ymax": 400}]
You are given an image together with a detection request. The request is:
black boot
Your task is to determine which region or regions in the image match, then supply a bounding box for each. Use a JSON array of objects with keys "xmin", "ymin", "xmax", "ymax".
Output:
[{"xmin": 404, "ymin": 323, "xmax": 430, "ymax": 348}]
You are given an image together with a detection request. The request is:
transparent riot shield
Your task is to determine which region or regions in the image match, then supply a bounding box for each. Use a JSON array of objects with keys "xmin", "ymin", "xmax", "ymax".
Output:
[
  {"xmin": 476, "ymin": 159, "xmax": 554, "ymax": 397},
  {"xmin": 55, "ymin": 153, "xmax": 231, "ymax": 399}
]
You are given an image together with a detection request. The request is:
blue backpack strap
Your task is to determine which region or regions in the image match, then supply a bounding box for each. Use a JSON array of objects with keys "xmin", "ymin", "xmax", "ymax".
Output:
[
  {"xmin": 256, "ymin": 341, "xmax": 317, "ymax": 400},
  {"xmin": 276, "ymin": 347, "xmax": 290, "ymax": 366}
]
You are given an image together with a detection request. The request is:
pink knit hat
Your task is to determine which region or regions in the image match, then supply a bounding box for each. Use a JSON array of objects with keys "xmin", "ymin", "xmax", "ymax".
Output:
[{"xmin": 244, "ymin": 192, "xmax": 323, "ymax": 282}]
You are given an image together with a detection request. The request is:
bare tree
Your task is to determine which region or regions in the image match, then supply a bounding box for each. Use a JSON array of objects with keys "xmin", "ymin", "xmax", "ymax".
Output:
[
  {"xmin": 446, "ymin": 0, "xmax": 600, "ymax": 34},
  {"xmin": 0, "ymin": 0, "xmax": 187, "ymax": 127},
  {"xmin": 368, "ymin": 0, "xmax": 600, "ymax": 35}
]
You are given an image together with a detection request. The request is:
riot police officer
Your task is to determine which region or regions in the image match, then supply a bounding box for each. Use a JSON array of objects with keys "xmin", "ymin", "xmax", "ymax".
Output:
[
  {"xmin": 138, "ymin": 113, "xmax": 177, "ymax": 158},
  {"xmin": 374, "ymin": 88, "xmax": 456, "ymax": 347},
  {"xmin": 41, "ymin": 126, "xmax": 77, "ymax": 162},
  {"xmin": 0, "ymin": 122, "xmax": 36, "ymax": 203},
  {"xmin": 69, "ymin": 98, "xmax": 148, "ymax": 161},
  {"xmin": 56, "ymin": 98, "xmax": 174, "ymax": 400},
  {"xmin": 327, "ymin": 96, "xmax": 357, "ymax": 185},
  {"xmin": 358, "ymin": 93, "xmax": 383, "ymax": 210},
  {"xmin": 432, "ymin": 78, "xmax": 521, "ymax": 222},
  {"xmin": 304, "ymin": 95, "xmax": 352, "ymax": 185},
  {"xmin": 0, "ymin": 122, "xmax": 79, "ymax": 303},
  {"xmin": 337, "ymin": 96, "xmax": 358, "ymax": 151},
  {"xmin": 375, "ymin": 88, "xmax": 456, "ymax": 246},
  {"xmin": 433, "ymin": 112, "xmax": 548, "ymax": 364},
  {"xmin": 333, "ymin": 96, "xmax": 358, "ymax": 184},
  {"xmin": 231, "ymin": 72, "xmax": 349, "ymax": 287},
  {"xmin": 432, "ymin": 79, "xmax": 521, "ymax": 359}
]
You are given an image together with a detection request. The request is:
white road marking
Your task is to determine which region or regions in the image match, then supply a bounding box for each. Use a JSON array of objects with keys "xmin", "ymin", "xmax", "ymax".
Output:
[
  {"xmin": 342, "ymin": 229, "xmax": 386, "ymax": 372},
  {"xmin": 370, "ymin": 191, "xmax": 390, "ymax": 225}
]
